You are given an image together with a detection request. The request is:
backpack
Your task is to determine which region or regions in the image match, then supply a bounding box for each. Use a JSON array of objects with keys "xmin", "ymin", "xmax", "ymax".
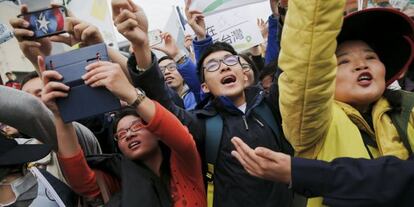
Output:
[
  {"xmin": 204, "ymin": 102, "xmax": 295, "ymax": 206},
  {"xmin": 386, "ymin": 90, "xmax": 414, "ymax": 155}
]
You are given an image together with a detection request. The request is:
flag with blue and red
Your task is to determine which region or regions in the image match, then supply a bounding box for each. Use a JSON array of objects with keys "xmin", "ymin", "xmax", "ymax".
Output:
[{"xmin": 25, "ymin": 7, "xmax": 65, "ymax": 38}]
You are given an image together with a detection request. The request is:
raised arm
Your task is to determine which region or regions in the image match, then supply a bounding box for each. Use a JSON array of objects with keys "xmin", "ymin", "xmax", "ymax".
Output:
[
  {"xmin": 278, "ymin": 0, "xmax": 345, "ymax": 158},
  {"xmin": 38, "ymin": 56, "xmax": 102, "ymax": 198},
  {"xmin": 112, "ymin": 0, "xmax": 204, "ymax": 141},
  {"xmin": 0, "ymin": 86, "xmax": 57, "ymax": 150}
]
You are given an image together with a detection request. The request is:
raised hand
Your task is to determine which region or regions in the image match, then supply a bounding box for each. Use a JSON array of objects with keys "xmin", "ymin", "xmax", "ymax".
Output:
[
  {"xmin": 185, "ymin": 0, "xmax": 206, "ymax": 41},
  {"xmin": 38, "ymin": 56, "xmax": 69, "ymax": 117},
  {"xmin": 10, "ymin": 5, "xmax": 52, "ymax": 70},
  {"xmin": 112, "ymin": 0, "xmax": 148, "ymax": 47},
  {"xmin": 82, "ymin": 61, "xmax": 136, "ymax": 104},
  {"xmin": 231, "ymin": 137, "xmax": 291, "ymax": 184},
  {"xmin": 151, "ymin": 32, "xmax": 180, "ymax": 58},
  {"xmin": 50, "ymin": 17, "xmax": 104, "ymax": 48},
  {"xmin": 257, "ymin": 18, "xmax": 268, "ymax": 39},
  {"xmin": 184, "ymin": 34, "xmax": 193, "ymax": 52}
]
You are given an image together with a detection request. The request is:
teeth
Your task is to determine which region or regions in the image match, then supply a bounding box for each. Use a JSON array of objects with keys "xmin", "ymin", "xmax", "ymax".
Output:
[
  {"xmin": 358, "ymin": 75, "xmax": 371, "ymax": 81},
  {"xmin": 129, "ymin": 141, "xmax": 140, "ymax": 148}
]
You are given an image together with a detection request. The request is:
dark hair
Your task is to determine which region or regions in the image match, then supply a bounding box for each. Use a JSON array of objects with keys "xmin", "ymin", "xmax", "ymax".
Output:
[
  {"xmin": 259, "ymin": 60, "xmax": 278, "ymax": 81},
  {"xmin": 158, "ymin": 56, "xmax": 174, "ymax": 64},
  {"xmin": 238, "ymin": 53, "xmax": 259, "ymax": 85},
  {"xmin": 112, "ymin": 107, "xmax": 171, "ymax": 185},
  {"xmin": 5, "ymin": 72, "xmax": 12, "ymax": 76},
  {"xmin": 197, "ymin": 42, "xmax": 238, "ymax": 82},
  {"xmin": 20, "ymin": 71, "xmax": 39, "ymax": 89}
]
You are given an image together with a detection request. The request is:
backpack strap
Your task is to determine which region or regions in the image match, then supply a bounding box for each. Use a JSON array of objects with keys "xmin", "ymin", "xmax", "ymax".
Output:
[
  {"xmin": 205, "ymin": 114, "xmax": 223, "ymax": 207},
  {"xmin": 388, "ymin": 90, "xmax": 414, "ymax": 155},
  {"xmin": 254, "ymin": 103, "xmax": 282, "ymax": 140}
]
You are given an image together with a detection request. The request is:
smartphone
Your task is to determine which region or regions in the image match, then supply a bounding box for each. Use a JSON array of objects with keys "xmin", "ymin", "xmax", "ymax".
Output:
[
  {"xmin": 148, "ymin": 29, "xmax": 162, "ymax": 47},
  {"xmin": 18, "ymin": 6, "xmax": 67, "ymax": 39}
]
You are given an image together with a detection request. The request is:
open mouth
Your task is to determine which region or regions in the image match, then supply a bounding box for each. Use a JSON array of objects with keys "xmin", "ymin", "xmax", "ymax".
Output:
[
  {"xmin": 357, "ymin": 72, "xmax": 373, "ymax": 82},
  {"xmin": 128, "ymin": 140, "xmax": 141, "ymax": 149},
  {"xmin": 165, "ymin": 76, "xmax": 174, "ymax": 84},
  {"xmin": 221, "ymin": 75, "xmax": 237, "ymax": 85}
]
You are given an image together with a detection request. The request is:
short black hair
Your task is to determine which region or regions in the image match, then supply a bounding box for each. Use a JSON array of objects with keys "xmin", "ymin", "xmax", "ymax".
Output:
[
  {"xmin": 20, "ymin": 71, "xmax": 39, "ymax": 89},
  {"xmin": 259, "ymin": 60, "xmax": 278, "ymax": 81},
  {"xmin": 197, "ymin": 42, "xmax": 238, "ymax": 82},
  {"xmin": 5, "ymin": 72, "xmax": 12, "ymax": 76},
  {"xmin": 113, "ymin": 107, "xmax": 141, "ymax": 135},
  {"xmin": 158, "ymin": 56, "xmax": 174, "ymax": 64}
]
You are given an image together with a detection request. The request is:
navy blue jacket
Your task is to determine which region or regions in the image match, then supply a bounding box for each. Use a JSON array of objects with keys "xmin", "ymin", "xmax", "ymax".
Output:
[
  {"xmin": 292, "ymin": 156, "xmax": 414, "ymax": 207},
  {"xmin": 127, "ymin": 53, "xmax": 293, "ymax": 207}
]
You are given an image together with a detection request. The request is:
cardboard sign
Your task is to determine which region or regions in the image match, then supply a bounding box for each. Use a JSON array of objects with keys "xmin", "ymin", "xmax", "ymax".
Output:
[
  {"xmin": 190, "ymin": 0, "xmax": 266, "ymax": 15},
  {"xmin": 204, "ymin": 5, "xmax": 264, "ymax": 52}
]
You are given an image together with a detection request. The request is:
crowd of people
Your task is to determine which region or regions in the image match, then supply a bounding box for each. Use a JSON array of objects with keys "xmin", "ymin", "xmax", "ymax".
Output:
[{"xmin": 1, "ymin": 0, "xmax": 414, "ymax": 206}]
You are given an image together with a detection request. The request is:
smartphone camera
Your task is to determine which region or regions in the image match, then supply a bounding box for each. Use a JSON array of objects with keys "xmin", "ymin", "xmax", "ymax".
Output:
[{"xmin": 18, "ymin": 6, "xmax": 67, "ymax": 39}]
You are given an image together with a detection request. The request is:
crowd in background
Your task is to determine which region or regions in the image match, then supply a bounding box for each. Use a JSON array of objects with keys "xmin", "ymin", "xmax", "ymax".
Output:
[{"xmin": 1, "ymin": 0, "xmax": 414, "ymax": 206}]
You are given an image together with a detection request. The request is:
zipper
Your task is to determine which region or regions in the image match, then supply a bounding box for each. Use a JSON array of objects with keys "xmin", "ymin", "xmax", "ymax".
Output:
[
  {"xmin": 242, "ymin": 115, "xmax": 249, "ymax": 130},
  {"xmin": 253, "ymin": 116, "xmax": 264, "ymax": 127}
]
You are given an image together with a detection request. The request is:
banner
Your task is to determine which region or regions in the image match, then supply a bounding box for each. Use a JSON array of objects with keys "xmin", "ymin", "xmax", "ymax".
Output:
[
  {"xmin": 202, "ymin": 4, "xmax": 264, "ymax": 52},
  {"xmin": 190, "ymin": 0, "xmax": 266, "ymax": 15}
]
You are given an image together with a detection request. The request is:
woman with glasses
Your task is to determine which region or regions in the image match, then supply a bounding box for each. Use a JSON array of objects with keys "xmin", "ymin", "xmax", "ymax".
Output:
[{"xmin": 38, "ymin": 55, "xmax": 206, "ymax": 206}]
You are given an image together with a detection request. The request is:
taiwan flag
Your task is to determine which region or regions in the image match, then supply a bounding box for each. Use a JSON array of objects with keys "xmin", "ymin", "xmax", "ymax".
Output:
[{"xmin": 25, "ymin": 7, "xmax": 65, "ymax": 38}]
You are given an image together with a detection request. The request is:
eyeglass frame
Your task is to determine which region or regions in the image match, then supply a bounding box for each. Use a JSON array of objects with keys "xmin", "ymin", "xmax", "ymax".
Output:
[
  {"xmin": 160, "ymin": 62, "xmax": 178, "ymax": 74},
  {"xmin": 241, "ymin": 63, "xmax": 252, "ymax": 71},
  {"xmin": 201, "ymin": 55, "xmax": 241, "ymax": 81},
  {"xmin": 114, "ymin": 119, "xmax": 146, "ymax": 142}
]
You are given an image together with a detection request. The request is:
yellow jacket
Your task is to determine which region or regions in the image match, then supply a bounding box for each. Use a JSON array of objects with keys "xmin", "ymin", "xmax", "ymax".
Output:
[{"xmin": 278, "ymin": 0, "xmax": 413, "ymax": 206}]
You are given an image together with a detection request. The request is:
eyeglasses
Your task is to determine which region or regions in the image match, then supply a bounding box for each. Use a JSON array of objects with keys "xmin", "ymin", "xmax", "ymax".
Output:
[
  {"xmin": 241, "ymin": 63, "xmax": 252, "ymax": 71},
  {"xmin": 202, "ymin": 55, "xmax": 240, "ymax": 73},
  {"xmin": 160, "ymin": 63, "xmax": 178, "ymax": 73},
  {"xmin": 114, "ymin": 120, "xmax": 145, "ymax": 142}
]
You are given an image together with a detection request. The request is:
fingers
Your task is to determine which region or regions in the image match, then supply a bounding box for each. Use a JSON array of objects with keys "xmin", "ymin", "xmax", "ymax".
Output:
[
  {"xmin": 231, "ymin": 137, "xmax": 261, "ymax": 170},
  {"xmin": 20, "ymin": 5, "xmax": 29, "ymax": 13},
  {"xmin": 114, "ymin": 9, "xmax": 137, "ymax": 26},
  {"xmin": 83, "ymin": 61, "xmax": 114, "ymax": 85},
  {"xmin": 185, "ymin": 0, "xmax": 192, "ymax": 10},
  {"xmin": 9, "ymin": 18, "xmax": 32, "ymax": 41},
  {"xmin": 111, "ymin": 0, "xmax": 133, "ymax": 19},
  {"xmin": 81, "ymin": 25, "xmax": 101, "ymax": 43},
  {"xmin": 255, "ymin": 147, "xmax": 281, "ymax": 162},
  {"xmin": 65, "ymin": 17, "xmax": 82, "ymax": 34},
  {"xmin": 9, "ymin": 17, "xmax": 29, "ymax": 29},
  {"xmin": 49, "ymin": 34, "xmax": 72, "ymax": 45},
  {"xmin": 42, "ymin": 81, "xmax": 69, "ymax": 104},
  {"xmin": 38, "ymin": 56, "xmax": 47, "ymax": 74},
  {"xmin": 116, "ymin": 18, "xmax": 139, "ymax": 36}
]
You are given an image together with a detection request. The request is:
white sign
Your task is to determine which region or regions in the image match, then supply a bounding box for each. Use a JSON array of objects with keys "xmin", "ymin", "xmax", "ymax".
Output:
[
  {"xmin": 203, "ymin": 5, "xmax": 264, "ymax": 52},
  {"xmin": 190, "ymin": 0, "xmax": 266, "ymax": 15}
]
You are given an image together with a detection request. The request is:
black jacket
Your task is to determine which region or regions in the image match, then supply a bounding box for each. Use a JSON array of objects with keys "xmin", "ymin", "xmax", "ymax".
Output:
[
  {"xmin": 292, "ymin": 156, "xmax": 414, "ymax": 207},
  {"xmin": 128, "ymin": 54, "xmax": 293, "ymax": 207},
  {"xmin": 87, "ymin": 154, "xmax": 171, "ymax": 207}
]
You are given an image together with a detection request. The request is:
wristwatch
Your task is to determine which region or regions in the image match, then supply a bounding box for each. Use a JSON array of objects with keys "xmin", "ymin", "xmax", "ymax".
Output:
[{"xmin": 129, "ymin": 88, "xmax": 146, "ymax": 108}]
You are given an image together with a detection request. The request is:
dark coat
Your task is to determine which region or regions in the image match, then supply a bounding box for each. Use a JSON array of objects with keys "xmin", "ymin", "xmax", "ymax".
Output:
[
  {"xmin": 292, "ymin": 155, "xmax": 414, "ymax": 207},
  {"xmin": 127, "ymin": 54, "xmax": 293, "ymax": 207}
]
